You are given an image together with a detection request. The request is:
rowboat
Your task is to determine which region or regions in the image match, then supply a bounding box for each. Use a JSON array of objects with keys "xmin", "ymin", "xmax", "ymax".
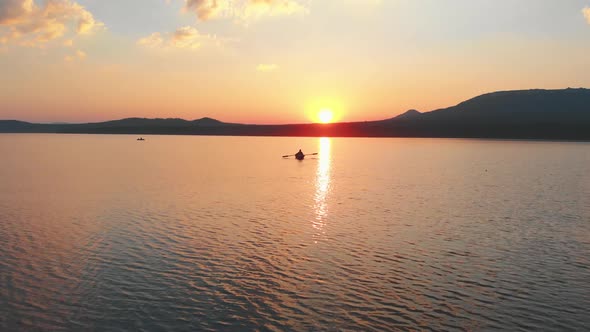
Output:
[{"xmin": 282, "ymin": 152, "xmax": 318, "ymax": 159}]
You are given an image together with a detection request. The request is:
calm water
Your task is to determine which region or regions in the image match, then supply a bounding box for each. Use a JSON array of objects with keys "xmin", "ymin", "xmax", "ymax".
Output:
[{"xmin": 1, "ymin": 134, "xmax": 589, "ymax": 331}]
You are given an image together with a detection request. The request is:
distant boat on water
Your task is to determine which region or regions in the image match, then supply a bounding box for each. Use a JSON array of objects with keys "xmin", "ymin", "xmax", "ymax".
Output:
[
  {"xmin": 137, "ymin": 137, "xmax": 145, "ymax": 141},
  {"xmin": 282, "ymin": 150, "xmax": 318, "ymax": 160},
  {"xmin": 295, "ymin": 149, "xmax": 305, "ymax": 160}
]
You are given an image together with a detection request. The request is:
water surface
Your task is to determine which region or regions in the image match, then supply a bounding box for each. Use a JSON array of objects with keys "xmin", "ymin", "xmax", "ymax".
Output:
[{"xmin": 1, "ymin": 134, "xmax": 589, "ymax": 331}]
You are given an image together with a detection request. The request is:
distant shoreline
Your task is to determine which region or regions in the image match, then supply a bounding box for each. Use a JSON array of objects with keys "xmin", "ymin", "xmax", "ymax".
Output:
[
  {"xmin": 2, "ymin": 131, "xmax": 589, "ymax": 143},
  {"xmin": 2, "ymin": 88, "xmax": 590, "ymax": 141}
]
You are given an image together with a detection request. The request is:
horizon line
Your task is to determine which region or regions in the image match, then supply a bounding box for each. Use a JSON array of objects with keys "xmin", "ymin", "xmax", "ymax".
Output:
[{"xmin": 2, "ymin": 87, "xmax": 588, "ymax": 125}]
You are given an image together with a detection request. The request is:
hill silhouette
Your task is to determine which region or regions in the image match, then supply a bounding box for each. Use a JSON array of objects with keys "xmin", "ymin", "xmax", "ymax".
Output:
[
  {"xmin": 399, "ymin": 88, "xmax": 590, "ymax": 124},
  {"xmin": 1, "ymin": 88, "xmax": 589, "ymax": 140},
  {"xmin": 373, "ymin": 88, "xmax": 590, "ymax": 139}
]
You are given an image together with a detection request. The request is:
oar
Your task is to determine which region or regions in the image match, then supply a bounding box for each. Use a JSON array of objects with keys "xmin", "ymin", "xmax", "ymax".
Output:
[{"xmin": 282, "ymin": 154, "xmax": 295, "ymax": 158}]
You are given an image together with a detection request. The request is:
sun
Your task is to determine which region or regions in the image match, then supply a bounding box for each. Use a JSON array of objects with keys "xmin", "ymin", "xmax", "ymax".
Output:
[
  {"xmin": 305, "ymin": 98, "xmax": 344, "ymax": 123},
  {"xmin": 317, "ymin": 108, "xmax": 334, "ymax": 124}
]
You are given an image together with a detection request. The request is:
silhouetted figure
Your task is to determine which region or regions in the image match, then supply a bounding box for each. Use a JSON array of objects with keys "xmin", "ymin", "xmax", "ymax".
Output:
[{"xmin": 295, "ymin": 149, "xmax": 305, "ymax": 160}]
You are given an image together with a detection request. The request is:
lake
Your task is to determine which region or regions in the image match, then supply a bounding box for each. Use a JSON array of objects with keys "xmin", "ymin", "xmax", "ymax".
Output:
[{"xmin": 1, "ymin": 134, "xmax": 589, "ymax": 331}]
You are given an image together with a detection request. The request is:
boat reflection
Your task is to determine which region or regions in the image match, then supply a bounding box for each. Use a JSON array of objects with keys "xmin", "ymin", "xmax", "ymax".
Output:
[{"xmin": 313, "ymin": 137, "xmax": 332, "ymax": 241}]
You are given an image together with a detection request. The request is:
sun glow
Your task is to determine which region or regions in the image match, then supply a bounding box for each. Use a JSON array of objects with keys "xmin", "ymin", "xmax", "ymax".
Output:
[
  {"xmin": 317, "ymin": 109, "xmax": 334, "ymax": 124},
  {"xmin": 305, "ymin": 97, "xmax": 345, "ymax": 124}
]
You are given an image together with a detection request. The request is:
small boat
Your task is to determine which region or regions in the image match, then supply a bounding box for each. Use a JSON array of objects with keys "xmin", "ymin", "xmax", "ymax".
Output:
[
  {"xmin": 294, "ymin": 149, "xmax": 305, "ymax": 160},
  {"xmin": 282, "ymin": 151, "xmax": 318, "ymax": 159},
  {"xmin": 137, "ymin": 137, "xmax": 145, "ymax": 141}
]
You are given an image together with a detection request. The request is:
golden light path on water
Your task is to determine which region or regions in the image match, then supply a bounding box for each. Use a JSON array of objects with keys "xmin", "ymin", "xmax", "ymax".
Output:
[{"xmin": 313, "ymin": 137, "xmax": 331, "ymax": 242}]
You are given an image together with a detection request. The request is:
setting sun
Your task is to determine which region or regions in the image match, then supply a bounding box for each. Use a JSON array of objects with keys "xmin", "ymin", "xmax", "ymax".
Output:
[{"xmin": 318, "ymin": 109, "xmax": 334, "ymax": 124}]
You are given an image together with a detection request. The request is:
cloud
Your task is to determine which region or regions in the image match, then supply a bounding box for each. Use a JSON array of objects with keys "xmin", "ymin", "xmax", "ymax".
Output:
[
  {"xmin": 243, "ymin": 0, "xmax": 307, "ymax": 20},
  {"xmin": 182, "ymin": 0, "xmax": 307, "ymax": 22},
  {"xmin": 138, "ymin": 32, "xmax": 165, "ymax": 48},
  {"xmin": 185, "ymin": 0, "xmax": 229, "ymax": 21},
  {"xmin": 0, "ymin": 0, "xmax": 102, "ymax": 47},
  {"xmin": 64, "ymin": 48, "xmax": 85, "ymax": 61},
  {"xmin": 0, "ymin": 0, "xmax": 34, "ymax": 24},
  {"xmin": 138, "ymin": 26, "xmax": 219, "ymax": 50},
  {"xmin": 256, "ymin": 63, "xmax": 278, "ymax": 72},
  {"xmin": 584, "ymin": 7, "xmax": 590, "ymax": 24},
  {"xmin": 171, "ymin": 26, "xmax": 204, "ymax": 48}
]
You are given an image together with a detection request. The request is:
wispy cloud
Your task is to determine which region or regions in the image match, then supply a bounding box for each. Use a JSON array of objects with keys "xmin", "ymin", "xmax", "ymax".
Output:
[
  {"xmin": 243, "ymin": 0, "xmax": 307, "ymax": 20},
  {"xmin": 584, "ymin": 6, "xmax": 590, "ymax": 24},
  {"xmin": 64, "ymin": 49, "xmax": 86, "ymax": 62},
  {"xmin": 138, "ymin": 26, "xmax": 221, "ymax": 50},
  {"xmin": 256, "ymin": 63, "xmax": 278, "ymax": 72},
  {"xmin": 182, "ymin": 0, "xmax": 307, "ymax": 22},
  {"xmin": 0, "ymin": 0, "xmax": 103, "ymax": 47},
  {"xmin": 138, "ymin": 32, "xmax": 164, "ymax": 48},
  {"xmin": 184, "ymin": 0, "xmax": 228, "ymax": 21},
  {"xmin": 172, "ymin": 26, "xmax": 206, "ymax": 49}
]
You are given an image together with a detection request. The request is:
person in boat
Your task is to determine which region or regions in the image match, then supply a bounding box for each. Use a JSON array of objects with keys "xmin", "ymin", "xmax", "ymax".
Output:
[{"xmin": 295, "ymin": 149, "xmax": 305, "ymax": 160}]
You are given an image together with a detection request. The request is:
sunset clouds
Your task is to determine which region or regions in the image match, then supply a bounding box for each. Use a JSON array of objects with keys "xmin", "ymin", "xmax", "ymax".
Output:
[
  {"xmin": 140, "ymin": 0, "xmax": 308, "ymax": 51},
  {"xmin": 138, "ymin": 26, "xmax": 218, "ymax": 50},
  {"xmin": 184, "ymin": 0, "xmax": 227, "ymax": 21},
  {"xmin": 584, "ymin": 6, "xmax": 590, "ymax": 24},
  {"xmin": 0, "ymin": 0, "xmax": 102, "ymax": 47},
  {"xmin": 183, "ymin": 0, "xmax": 307, "ymax": 22},
  {"xmin": 242, "ymin": 0, "xmax": 307, "ymax": 20}
]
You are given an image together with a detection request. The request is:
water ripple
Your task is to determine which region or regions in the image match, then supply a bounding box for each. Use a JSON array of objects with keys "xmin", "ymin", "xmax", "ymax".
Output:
[{"xmin": 1, "ymin": 136, "xmax": 590, "ymax": 330}]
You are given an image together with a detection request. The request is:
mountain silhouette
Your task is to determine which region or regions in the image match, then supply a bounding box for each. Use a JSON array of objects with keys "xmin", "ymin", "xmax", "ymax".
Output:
[
  {"xmin": 413, "ymin": 88, "xmax": 590, "ymax": 124},
  {"xmin": 1, "ymin": 88, "xmax": 589, "ymax": 140},
  {"xmin": 393, "ymin": 109, "xmax": 422, "ymax": 120},
  {"xmin": 372, "ymin": 88, "xmax": 590, "ymax": 139}
]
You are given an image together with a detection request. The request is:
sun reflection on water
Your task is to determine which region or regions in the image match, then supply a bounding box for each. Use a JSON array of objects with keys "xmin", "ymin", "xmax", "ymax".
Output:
[{"xmin": 313, "ymin": 137, "xmax": 332, "ymax": 241}]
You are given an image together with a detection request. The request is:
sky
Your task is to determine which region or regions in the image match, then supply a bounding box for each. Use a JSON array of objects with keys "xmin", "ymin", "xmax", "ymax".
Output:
[{"xmin": 1, "ymin": 0, "xmax": 590, "ymax": 124}]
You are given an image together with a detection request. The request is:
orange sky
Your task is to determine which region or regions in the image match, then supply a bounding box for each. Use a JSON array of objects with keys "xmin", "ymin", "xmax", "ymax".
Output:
[{"xmin": 1, "ymin": 0, "xmax": 590, "ymax": 124}]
